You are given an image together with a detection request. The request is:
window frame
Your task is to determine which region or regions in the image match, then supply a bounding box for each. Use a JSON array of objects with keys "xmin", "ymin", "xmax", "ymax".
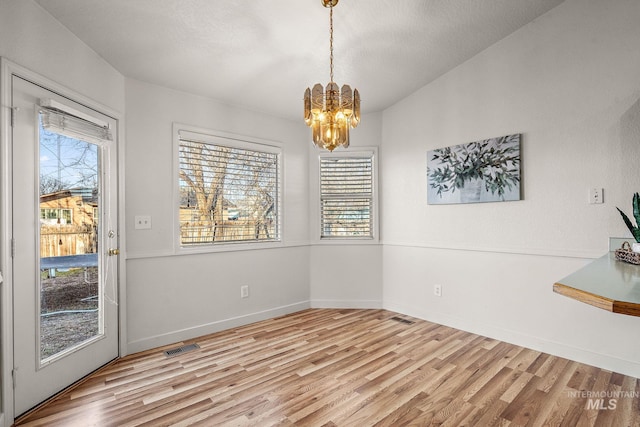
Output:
[
  {"xmin": 40, "ymin": 208, "xmax": 73, "ymax": 225},
  {"xmin": 316, "ymin": 147, "xmax": 378, "ymax": 243},
  {"xmin": 173, "ymin": 124, "xmax": 284, "ymax": 254}
]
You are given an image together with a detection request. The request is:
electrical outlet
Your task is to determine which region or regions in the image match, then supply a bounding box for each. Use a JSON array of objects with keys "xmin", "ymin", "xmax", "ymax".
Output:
[
  {"xmin": 434, "ymin": 284, "xmax": 442, "ymax": 297},
  {"xmin": 241, "ymin": 285, "xmax": 249, "ymax": 299},
  {"xmin": 134, "ymin": 215, "xmax": 152, "ymax": 229}
]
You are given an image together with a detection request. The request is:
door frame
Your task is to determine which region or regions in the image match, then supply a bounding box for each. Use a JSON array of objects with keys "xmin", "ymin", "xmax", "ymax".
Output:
[{"xmin": 0, "ymin": 57, "xmax": 127, "ymax": 426}]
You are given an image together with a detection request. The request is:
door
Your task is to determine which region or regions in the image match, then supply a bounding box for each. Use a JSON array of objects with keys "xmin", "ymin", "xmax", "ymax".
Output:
[{"xmin": 11, "ymin": 76, "xmax": 119, "ymax": 415}]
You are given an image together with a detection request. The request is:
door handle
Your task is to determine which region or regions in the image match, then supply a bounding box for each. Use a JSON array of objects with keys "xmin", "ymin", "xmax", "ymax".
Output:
[{"xmin": 108, "ymin": 248, "xmax": 120, "ymax": 256}]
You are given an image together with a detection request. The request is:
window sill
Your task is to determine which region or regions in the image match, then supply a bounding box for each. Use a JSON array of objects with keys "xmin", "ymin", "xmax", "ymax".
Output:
[
  {"xmin": 314, "ymin": 238, "xmax": 379, "ymax": 246},
  {"xmin": 176, "ymin": 240, "xmax": 285, "ymax": 255}
]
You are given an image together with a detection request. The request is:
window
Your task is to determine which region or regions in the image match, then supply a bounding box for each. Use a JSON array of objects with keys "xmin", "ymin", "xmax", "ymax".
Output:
[
  {"xmin": 177, "ymin": 128, "xmax": 281, "ymax": 247},
  {"xmin": 320, "ymin": 151, "xmax": 375, "ymax": 239},
  {"xmin": 40, "ymin": 208, "xmax": 72, "ymax": 225}
]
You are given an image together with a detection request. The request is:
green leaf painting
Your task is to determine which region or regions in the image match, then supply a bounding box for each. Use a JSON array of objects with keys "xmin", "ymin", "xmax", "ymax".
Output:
[{"xmin": 427, "ymin": 134, "xmax": 521, "ymax": 204}]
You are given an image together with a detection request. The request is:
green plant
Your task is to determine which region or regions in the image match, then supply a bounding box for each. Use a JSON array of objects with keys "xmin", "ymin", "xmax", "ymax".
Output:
[
  {"xmin": 617, "ymin": 192, "xmax": 640, "ymax": 243},
  {"xmin": 427, "ymin": 134, "xmax": 520, "ymax": 199}
]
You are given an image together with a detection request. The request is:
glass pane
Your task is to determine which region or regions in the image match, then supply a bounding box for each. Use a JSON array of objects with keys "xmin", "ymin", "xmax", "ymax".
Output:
[
  {"xmin": 179, "ymin": 139, "xmax": 280, "ymax": 245},
  {"xmin": 38, "ymin": 115, "xmax": 102, "ymax": 362},
  {"xmin": 320, "ymin": 156, "xmax": 374, "ymax": 238}
]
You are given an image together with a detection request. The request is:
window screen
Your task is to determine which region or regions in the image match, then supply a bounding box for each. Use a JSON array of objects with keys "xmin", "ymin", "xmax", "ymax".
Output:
[
  {"xmin": 178, "ymin": 134, "xmax": 281, "ymax": 245},
  {"xmin": 320, "ymin": 154, "xmax": 373, "ymax": 238}
]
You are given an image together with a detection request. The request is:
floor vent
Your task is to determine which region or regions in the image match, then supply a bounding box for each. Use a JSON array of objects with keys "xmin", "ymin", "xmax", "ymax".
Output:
[
  {"xmin": 390, "ymin": 316, "xmax": 415, "ymax": 325},
  {"xmin": 163, "ymin": 343, "xmax": 200, "ymax": 358}
]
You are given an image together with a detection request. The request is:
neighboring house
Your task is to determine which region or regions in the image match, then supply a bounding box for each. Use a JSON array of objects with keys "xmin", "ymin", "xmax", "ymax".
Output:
[{"xmin": 39, "ymin": 188, "xmax": 98, "ymax": 257}]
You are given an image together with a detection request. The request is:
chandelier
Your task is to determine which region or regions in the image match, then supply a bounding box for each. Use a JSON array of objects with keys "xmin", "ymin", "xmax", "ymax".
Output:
[{"xmin": 304, "ymin": 0, "xmax": 360, "ymax": 151}]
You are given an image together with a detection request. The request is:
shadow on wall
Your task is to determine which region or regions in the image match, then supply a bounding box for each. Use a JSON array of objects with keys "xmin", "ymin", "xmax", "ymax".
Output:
[{"xmin": 618, "ymin": 97, "xmax": 640, "ymax": 185}]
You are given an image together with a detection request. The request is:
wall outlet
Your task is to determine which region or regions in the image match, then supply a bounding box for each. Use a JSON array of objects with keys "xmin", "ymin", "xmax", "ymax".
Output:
[
  {"xmin": 434, "ymin": 284, "xmax": 442, "ymax": 297},
  {"xmin": 134, "ymin": 215, "xmax": 152, "ymax": 229},
  {"xmin": 240, "ymin": 285, "xmax": 249, "ymax": 299}
]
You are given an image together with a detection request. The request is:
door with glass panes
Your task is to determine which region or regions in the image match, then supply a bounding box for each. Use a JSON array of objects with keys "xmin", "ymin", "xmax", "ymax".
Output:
[{"xmin": 11, "ymin": 76, "xmax": 119, "ymax": 415}]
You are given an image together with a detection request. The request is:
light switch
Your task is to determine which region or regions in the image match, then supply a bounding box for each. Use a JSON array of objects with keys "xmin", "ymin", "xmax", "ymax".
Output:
[{"xmin": 589, "ymin": 188, "xmax": 603, "ymax": 204}]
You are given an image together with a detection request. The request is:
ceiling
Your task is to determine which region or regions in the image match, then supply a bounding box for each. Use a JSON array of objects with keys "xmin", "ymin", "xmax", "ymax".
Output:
[{"xmin": 36, "ymin": 0, "xmax": 564, "ymax": 121}]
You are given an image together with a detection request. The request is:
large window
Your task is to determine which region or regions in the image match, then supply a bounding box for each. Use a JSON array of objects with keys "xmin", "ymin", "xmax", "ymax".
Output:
[
  {"xmin": 177, "ymin": 129, "xmax": 281, "ymax": 247},
  {"xmin": 320, "ymin": 151, "xmax": 375, "ymax": 239}
]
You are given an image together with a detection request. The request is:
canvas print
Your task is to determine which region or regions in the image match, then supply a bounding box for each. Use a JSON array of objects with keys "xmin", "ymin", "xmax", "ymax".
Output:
[{"xmin": 427, "ymin": 134, "xmax": 521, "ymax": 204}]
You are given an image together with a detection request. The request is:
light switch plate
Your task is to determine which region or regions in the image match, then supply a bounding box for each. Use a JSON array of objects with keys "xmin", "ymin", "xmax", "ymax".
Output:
[{"xmin": 589, "ymin": 188, "xmax": 603, "ymax": 204}]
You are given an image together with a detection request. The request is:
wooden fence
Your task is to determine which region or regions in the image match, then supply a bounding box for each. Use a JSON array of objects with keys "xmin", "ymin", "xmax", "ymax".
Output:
[
  {"xmin": 40, "ymin": 224, "xmax": 97, "ymax": 257},
  {"xmin": 181, "ymin": 220, "xmax": 274, "ymax": 244}
]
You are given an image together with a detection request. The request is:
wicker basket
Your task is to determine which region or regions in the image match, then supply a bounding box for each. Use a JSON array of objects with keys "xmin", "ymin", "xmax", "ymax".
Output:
[{"xmin": 614, "ymin": 241, "xmax": 640, "ymax": 265}]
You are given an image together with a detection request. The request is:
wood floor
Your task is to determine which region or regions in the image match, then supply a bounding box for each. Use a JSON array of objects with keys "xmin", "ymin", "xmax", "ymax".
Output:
[{"xmin": 16, "ymin": 309, "xmax": 640, "ymax": 426}]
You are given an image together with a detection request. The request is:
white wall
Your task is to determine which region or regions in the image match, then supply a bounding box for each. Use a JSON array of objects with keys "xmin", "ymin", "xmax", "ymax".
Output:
[
  {"xmin": 308, "ymin": 112, "xmax": 384, "ymax": 308},
  {"xmin": 124, "ymin": 79, "xmax": 311, "ymax": 352},
  {"xmin": 381, "ymin": 0, "xmax": 640, "ymax": 377},
  {"xmin": 309, "ymin": 244, "xmax": 383, "ymax": 308},
  {"xmin": 0, "ymin": 0, "xmax": 125, "ymax": 112}
]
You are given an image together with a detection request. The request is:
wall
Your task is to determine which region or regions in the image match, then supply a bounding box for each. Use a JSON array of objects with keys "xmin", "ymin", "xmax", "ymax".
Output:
[
  {"xmin": 125, "ymin": 79, "xmax": 311, "ymax": 352},
  {"xmin": 308, "ymin": 112, "xmax": 384, "ymax": 308},
  {"xmin": 0, "ymin": 1, "xmax": 126, "ymax": 424},
  {"xmin": 0, "ymin": 0, "xmax": 125, "ymax": 112},
  {"xmin": 381, "ymin": 0, "xmax": 640, "ymax": 377}
]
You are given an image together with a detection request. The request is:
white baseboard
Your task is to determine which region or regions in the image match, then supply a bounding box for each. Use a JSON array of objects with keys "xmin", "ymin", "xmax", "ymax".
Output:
[
  {"xmin": 126, "ymin": 301, "xmax": 310, "ymax": 354},
  {"xmin": 310, "ymin": 299, "xmax": 383, "ymax": 309},
  {"xmin": 383, "ymin": 300, "xmax": 640, "ymax": 379}
]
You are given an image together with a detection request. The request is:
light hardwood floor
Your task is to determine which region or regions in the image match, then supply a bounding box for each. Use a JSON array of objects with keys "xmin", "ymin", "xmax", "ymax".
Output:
[{"xmin": 16, "ymin": 309, "xmax": 640, "ymax": 426}]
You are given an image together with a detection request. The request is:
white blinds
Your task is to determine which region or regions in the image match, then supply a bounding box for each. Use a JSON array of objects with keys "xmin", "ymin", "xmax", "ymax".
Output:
[
  {"xmin": 178, "ymin": 136, "xmax": 281, "ymax": 245},
  {"xmin": 320, "ymin": 155, "xmax": 373, "ymax": 238},
  {"xmin": 39, "ymin": 105, "xmax": 112, "ymax": 144}
]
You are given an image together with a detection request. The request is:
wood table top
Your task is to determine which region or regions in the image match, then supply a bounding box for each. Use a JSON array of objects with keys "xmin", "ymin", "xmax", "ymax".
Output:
[{"xmin": 554, "ymin": 252, "xmax": 640, "ymax": 317}]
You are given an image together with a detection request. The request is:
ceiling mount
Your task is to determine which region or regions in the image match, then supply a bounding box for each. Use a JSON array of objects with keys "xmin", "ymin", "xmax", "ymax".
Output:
[{"xmin": 322, "ymin": 0, "xmax": 339, "ymax": 7}]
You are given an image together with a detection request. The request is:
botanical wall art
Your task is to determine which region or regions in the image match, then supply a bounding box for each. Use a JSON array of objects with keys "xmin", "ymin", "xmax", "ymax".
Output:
[{"xmin": 427, "ymin": 134, "xmax": 521, "ymax": 204}]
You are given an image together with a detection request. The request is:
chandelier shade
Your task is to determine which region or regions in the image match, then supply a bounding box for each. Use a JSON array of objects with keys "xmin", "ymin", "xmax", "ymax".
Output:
[{"xmin": 304, "ymin": 0, "xmax": 360, "ymax": 151}]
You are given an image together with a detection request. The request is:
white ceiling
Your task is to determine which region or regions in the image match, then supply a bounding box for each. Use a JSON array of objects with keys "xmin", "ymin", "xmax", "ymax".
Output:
[{"xmin": 36, "ymin": 0, "xmax": 564, "ymax": 121}]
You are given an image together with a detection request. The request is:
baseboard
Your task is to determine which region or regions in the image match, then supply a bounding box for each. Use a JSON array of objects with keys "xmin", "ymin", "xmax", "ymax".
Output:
[
  {"xmin": 126, "ymin": 301, "xmax": 310, "ymax": 354},
  {"xmin": 384, "ymin": 300, "xmax": 640, "ymax": 379},
  {"xmin": 310, "ymin": 299, "xmax": 383, "ymax": 309}
]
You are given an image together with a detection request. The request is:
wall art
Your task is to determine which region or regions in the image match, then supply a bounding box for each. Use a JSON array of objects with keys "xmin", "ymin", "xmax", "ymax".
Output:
[{"xmin": 427, "ymin": 134, "xmax": 521, "ymax": 204}]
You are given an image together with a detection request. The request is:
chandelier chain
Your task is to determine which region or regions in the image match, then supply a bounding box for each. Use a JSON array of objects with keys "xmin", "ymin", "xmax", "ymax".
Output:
[{"xmin": 329, "ymin": 5, "xmax": 334, "ymax": 83}]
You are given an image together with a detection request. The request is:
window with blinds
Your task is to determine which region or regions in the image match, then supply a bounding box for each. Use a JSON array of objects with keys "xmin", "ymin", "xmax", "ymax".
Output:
[
  {"xmin": 178, "ymin": 132, "xmax": 281, "ymax": 246},
  {"xmin": 320, "ymin": 154, "xmax": 374, "ymax": 239}
]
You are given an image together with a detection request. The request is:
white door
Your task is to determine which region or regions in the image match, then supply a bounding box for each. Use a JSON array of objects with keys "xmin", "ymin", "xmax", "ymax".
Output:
[{"xmin": 11, "ymin": 76, "xmax": 119, "ymax": 416}]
